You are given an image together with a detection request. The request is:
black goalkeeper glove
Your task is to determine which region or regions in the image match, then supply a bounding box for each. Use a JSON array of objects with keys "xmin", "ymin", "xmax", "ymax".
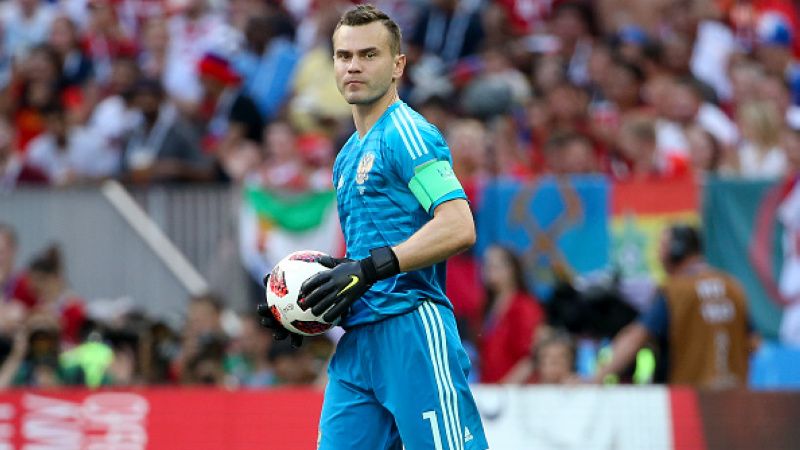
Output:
[
  {"xmin": 257, "ymin": 274, "xmax": 303, "ymax": 348},
  {"xmin": 314, "ymin": 254, "xmax": 352, "ymax": 269},
  {"xmin": 299, "ymin": 247, "xmax": 400, "ymax": 323}
]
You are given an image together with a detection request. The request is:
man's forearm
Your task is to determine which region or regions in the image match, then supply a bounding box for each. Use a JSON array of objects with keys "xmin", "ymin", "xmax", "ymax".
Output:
[
  {"xmin": 392, "ymin": 199, "xmax": 475, "ymax": 272},
  {"xmin": 594, "ymin": 323, "xmax": 650, "ymax": 383}
]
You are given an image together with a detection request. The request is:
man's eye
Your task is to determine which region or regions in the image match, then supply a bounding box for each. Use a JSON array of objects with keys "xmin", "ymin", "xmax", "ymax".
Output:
[{"xmin": 366, "ymin": 52, "xmax": 376, "ymax": 59}]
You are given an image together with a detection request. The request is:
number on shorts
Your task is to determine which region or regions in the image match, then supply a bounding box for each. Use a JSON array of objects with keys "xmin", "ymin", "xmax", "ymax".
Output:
[{"xmin": 422, "ymin": 410, "xmax": 444, "ymax": 450}]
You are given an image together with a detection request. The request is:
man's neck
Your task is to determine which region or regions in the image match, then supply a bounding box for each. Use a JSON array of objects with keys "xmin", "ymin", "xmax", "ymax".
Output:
[
  {"xmin": 353, "ymin": 89, "xmax": 399, "ymax": 138},
  {"xmin": 672, "ymin": 255, "xmax": 706, "ymax": 276}
]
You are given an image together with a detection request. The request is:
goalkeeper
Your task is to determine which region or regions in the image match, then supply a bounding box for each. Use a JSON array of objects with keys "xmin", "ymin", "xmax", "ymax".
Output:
[{"xmin": 257, "ymin": 5, "xmax": 488, "ymax": 450}]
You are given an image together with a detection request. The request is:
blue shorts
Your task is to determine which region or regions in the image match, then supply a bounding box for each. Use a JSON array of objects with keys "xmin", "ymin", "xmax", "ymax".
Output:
[{"xmin": 318, "ymin": 301, "xmax": 488, "ymax": 450}]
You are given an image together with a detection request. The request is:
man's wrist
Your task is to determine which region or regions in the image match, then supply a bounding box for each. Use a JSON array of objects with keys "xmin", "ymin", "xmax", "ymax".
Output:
[{"xmin": 360, "ymin": 246, "xmax": 400, "ymax": 283}]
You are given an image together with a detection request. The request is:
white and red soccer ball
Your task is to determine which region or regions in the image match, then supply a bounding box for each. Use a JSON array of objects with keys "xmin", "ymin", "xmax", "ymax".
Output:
[{"xmin": 265, "ymin": 250, "xmax": 340, "ymax": 336}]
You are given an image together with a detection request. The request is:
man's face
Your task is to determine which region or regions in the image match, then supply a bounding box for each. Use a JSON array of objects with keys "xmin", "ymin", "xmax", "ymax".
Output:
[
  {"xmin": 333, "ymin": 22, "xmax": 404, "ymax": 105},
  {"xmin": 134, "ymin": 91, "xmax": 160, "ymax": 118},
  {"xmin": 538, "ymin": 343, "xmax": 572, "ymax": 384}
]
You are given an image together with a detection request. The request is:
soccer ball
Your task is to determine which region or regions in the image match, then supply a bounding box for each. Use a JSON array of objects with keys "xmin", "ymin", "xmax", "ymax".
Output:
[{"xmin": 265, "ymin": 250, "xmax": 339, "ymax": 336}]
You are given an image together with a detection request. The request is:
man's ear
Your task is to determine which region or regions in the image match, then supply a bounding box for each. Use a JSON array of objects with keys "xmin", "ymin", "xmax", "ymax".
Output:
[{"xmin": 393, "ymin": 53, "xmax": 406, "ymax": 81}]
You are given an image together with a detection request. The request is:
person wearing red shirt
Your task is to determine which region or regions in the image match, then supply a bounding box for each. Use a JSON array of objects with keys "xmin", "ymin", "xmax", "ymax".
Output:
[
  {"xmin": 26, "ymin": 245, "xmax": 86, "ymax": 347},
  {"xmin": 479, "ymin": 245, "xmax": 545, "ymax": 383}
]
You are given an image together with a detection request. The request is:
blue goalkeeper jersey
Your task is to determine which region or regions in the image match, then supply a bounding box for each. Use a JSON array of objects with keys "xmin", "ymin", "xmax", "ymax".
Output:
[{"xmin": 333, "ymin": 100, "xmax": 467, "ymax": 328}]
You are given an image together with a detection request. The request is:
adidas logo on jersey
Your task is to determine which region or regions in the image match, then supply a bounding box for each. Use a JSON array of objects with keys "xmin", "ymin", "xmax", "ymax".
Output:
[{"xmin": 464, "ymin": 426, "xmax": 473, "ymax": 443}]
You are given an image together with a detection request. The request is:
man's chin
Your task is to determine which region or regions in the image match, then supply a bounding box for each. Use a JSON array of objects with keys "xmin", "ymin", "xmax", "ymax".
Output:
[{"xmin": 345, "ymin": 96, "xmax": 370, "ymax": 105}]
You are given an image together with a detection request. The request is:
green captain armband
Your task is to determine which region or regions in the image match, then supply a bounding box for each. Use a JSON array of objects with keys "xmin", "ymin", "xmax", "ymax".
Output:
[{"xmin": 407, "ymin": 160, "xmax": 463, "ymax": 212}]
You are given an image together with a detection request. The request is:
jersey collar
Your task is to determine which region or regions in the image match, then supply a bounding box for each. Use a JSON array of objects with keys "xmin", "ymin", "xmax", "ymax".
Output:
[{"xmin": 355, "ymin": 100, "xmax": 403, "ymax": 145}]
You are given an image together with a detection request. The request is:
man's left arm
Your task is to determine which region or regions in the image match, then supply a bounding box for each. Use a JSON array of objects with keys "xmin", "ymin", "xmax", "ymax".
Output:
[
  {"xmin": 392, "ymin": 198, "xmax": 475, "ymax": 272},
  {"xmin": 299, "ymin": 121, "xmax": 471, "ymax": 321}
]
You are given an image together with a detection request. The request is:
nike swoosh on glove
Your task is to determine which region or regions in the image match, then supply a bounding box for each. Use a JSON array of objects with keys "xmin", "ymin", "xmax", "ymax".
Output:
[{"xmin": 298, "ymin": 247, "xmax": 400, "ymax": 323}]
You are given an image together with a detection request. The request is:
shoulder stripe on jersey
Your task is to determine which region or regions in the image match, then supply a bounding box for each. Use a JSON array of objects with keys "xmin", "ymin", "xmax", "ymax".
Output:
[
  {"xmin": 391, "ymin": 111, "xmax": 422, "ymax": 158},
  {"xmin": 389, "ymin": 113, "xmax": 418, "ymax": 160},
  {"xmin": 418, "ymin": 302, "xmax": 457, "ymax": 450},
  {"xmin": 398, "ymin": 105, "xmax": 430, "ymax": 155},
  {"xmin": 426, "ymin": 302, "xmax": 464, "ymax": 450}
]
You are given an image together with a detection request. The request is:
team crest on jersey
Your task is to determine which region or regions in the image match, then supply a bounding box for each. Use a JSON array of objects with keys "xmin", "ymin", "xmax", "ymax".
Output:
[{"xmin": 356, "ymin": 152, "xmax": 375, "ymax": 185}]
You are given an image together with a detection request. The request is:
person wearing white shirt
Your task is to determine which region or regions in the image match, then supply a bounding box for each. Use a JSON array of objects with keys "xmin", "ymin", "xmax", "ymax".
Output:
[
  {"xmin": 163, "ymin": 0, "xmax": 240, "ymax": 106},
  {"xmin": 26, "ymin": 105, "xmax": 118, "ymax": 185},
  {"xmin": 1, "ymin": 0, "xmax": 55, "ymax": 60}
]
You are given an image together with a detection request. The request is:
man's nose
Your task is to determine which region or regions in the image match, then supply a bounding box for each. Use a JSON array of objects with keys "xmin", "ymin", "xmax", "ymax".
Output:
[{"xmin": 347, "ymin": 57, "xmax": 362, "ymax": 72}]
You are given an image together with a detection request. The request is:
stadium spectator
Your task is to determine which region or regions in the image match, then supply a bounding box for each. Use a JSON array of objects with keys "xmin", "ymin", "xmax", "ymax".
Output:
[
  {"xmin": 82, "ymin": 0, "xmax": 137, "ymax": 85},
  {"xmin": 0, "ymin": 0, "xmax": 56, "ymax": 61},
  {"xmin": 0, "ymin": 120, "xmax": 47, "ymax": 190},
  {"xmin": 545, "ymin": 81, "xmax": 590, "ymax": 137},
  {"xmin": 479, "ymin": 245, "xmax": 545, "ymax": 383},
  {"xmin": 548, "ymin": 1, "xmax": 597, "ymax": 86},
  {"xmin": 656, "ymin": 76, "xmax": 739, "ymax": 160},
  {"xmin": 184, "ymin": 332, "xmax": 228, "ymax": 386},
  {"xmin": 684, "ymin": 123, "xmax": 728, "ymax": 178},
  {"xmin": 193, "ymin": 53, "xmax": 262, "ymax": 182},
  {"xmin": 48, "ymin": 16, "xmax": 94, "ymax": 90},
  {"xmin": 594, "ymin": 224, "xmax": 752, "ymax": 388},
  {"xmin": 163, "ymin": 0, "xmax": 239, "ymax": 107},
  {"xmin": 486, "ymin": 115, "xmax": 535, "ymax": 178},
  {"xmin": 225, "ymin": 314, "xmax": 275, "ymax": 388},
  {"xmin": 173, "ymin": 293, "xmax": 229, "ymax": 382},
  {"xmin": 407, "ymin": 0, "xmax": 484, "ymax": 68},
  {"xmin": 612, "ymin": 113, "xmax": 688, "ymax": 180},
  {"xmin": 757, "ymin": 73, "xmax": 798, "ymax": 125},
  {"xmin": 448, "ymin": 118, "xmax": 488, "ymax": 201},
  {"xmin": 25, "ymin": 103, "xmax": 117, "ymax": 185},
  {"xmin": 286, "ymin": 7, "xmax": 352, "ymax": 135},
  {"xmin": 120, "ymin": 78, "xmax": 211, "ymax": 184},
  {"xmin": 10, "ymin": 44, "xmax": 62, "ymax": 152},
  {"xmin": 138, "ymin": 17, "xmax": 169, "ymax": 79},
  {"xmin": 725, "ymin": 57, "xmax": 766, "ymax": 116},
  {"xmin": 534, "ymin": 332, "xmax": 578, "ymax": 384},
  {"xmin": 142, "ymin": 320, "xmax": 180, "ymax": 384},
  {"xmin": 26, "ymin": 245, "xmax": 87, "ymax": 346},
  {"xmin": 0, "ymin": 317, "xmax": 64, "ymax": 388},
  {"xmin": 233, "ymin": 13, "xmax": 299, "ymax": 121},
  {"xmin": 247, "ymin": 120, "xmax": 307, "ymax": 191},
  {"xmin": 266, "ymin": 338, "xmax": 318, "ymax": 386},
  {"xmin": 543, "ymin": 130, "xmax": 598, "ymax": 175},
  {"xmin": 752, "ymin": 10, "xmax": 800, "ymax": 105},
  {"xmin": 599, "ymin": 57, "xmax": 646, "ymax": 115},
  {"xmin": 87, "ymin": 56, "xmax": 141, "ymax": 153},
  {"xmin": 734, "ymin": 100, "xmax": 787, "ymax": 179}
]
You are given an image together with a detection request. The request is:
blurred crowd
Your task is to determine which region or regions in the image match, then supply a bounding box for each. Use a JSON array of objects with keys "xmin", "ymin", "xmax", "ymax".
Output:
[
  {"xmin": 0, "ymin": 224, "xmax": 335, "ymax": 388},
  {"xmin": 0, "ymin": 0, "xmax": 799, "ymax": 192},
  {"xmin": 2, "ymin": 0, "xmax": 800, "ymax": 389}
]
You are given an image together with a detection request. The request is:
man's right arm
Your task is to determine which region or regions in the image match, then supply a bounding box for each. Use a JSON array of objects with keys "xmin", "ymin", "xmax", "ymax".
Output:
[
  {"xmin": 593, "ymin": 295, "xmax": 667, "ymax": 383},
  {"xmin": 593, "ymin": 323, "xmax": 651, "ymax": 383}
]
